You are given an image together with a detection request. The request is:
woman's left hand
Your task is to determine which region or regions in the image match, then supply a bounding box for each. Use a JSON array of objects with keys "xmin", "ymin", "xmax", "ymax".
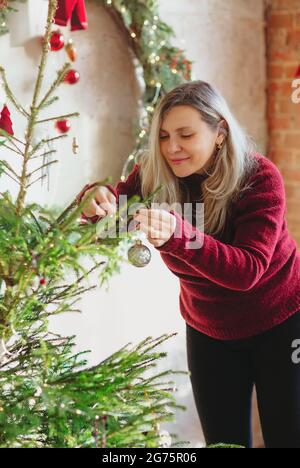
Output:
[{"xmin": 132, "ymin": 208, "xmax": 177, "ymax": 248}]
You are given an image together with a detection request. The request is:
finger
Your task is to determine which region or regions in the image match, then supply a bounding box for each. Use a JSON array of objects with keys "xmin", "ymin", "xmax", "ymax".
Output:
[
  {"xmin": 127, "ymin": 217, "xmax": 140, "ymax": 232},
  {"xmin": 133, "ymin": 213, "xmax": 165, "ymax": 232},
  {"xmin": 82, "ymin": 199, "xmax": 97, "ymax": 217},
  {"xmin": 138, "ymin": 222, "xmax": 161, "ymax": 239},
  {"xmin": 100, "ymin": 200, "xmax": 117, "ymax": 216},
  {"xmin": 94, "ymin": 190, "xmax": 107, "ymax": 206},
  {"xmin": 137, "ymin": 208, "xmax": 165, "ymax": 218},
  {"xmin": 133, "ymin": 216, "xmax": 160, "ymax": 233},
  {"xmin": 135, "ymin": 211, "xmax": 176, "ymax": 233},
  {"xmin": 88, "ymin": 199, "xmax": 107, "ymax": 217},
  {"xmin": 92, "ymin": 187, "xmax": 115, "ymax": 205},
  {"xmin": 106, "ymin": 191, "xmax": 117, "ymax": 205},
  {"xmin": 134, "ymin": 209, "xmax": 166, "ymax": 224}
]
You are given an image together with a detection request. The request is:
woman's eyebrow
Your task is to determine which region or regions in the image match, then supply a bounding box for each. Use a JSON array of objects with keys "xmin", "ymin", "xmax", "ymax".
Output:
[{"xmin": 160, "ymin": 126, "xmax": 193, "ymax": 133}]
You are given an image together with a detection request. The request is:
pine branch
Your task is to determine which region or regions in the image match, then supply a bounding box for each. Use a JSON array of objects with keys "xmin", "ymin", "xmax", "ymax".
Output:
[
  {"xmin": 38, "ymin": 63, "xmax": 70, "ymax": 110},
  {"xmin": 36, "ymin": 112, "xmax": 80, "ymax": 125},
  {"xmin": 42, "ymin": 96, "xmax": 60, "ymax": 108},
  {"xmin": 0, "ymin": 67, "xmax": 30, "ymax": 118},
  {"xmin": 0, "ymin": 160, "xmax": 20, "ymax": 180},
  {"xmin": 0, "ymin": 128, "xmax": 25, "ymax": 147},
  {"xmin": 28, "ymin": 136, "xmax": 66, "ymax": 158},
  {"xmin": 26, "ymin": 159, "xmax": 58, "ymax": 178},
  {"xmin": 45, "ymin": 135, "xmax": 69, "ymax": 145},
  {"xmin": 30, "ymin": 149, "xmax": 57, "ymax": 161},
  {"xmin": 48, "ymin": 262, "xmax": 106, "ymax": 302},
  {"xmin": 1, "ymin": 170, "xmax": 20, "ymax": 185},
  {"xmin": 6, "ymin": 137, "xmax": 23, "ymax": 155},
  {"xmin": 0, "ymin": 128, "xmax": 25, "ymax": 146},
  {"xmin": 26, "ymin": 173, "xmax": 47, "ymax": 188},
  {"xmin": 1, "ymin": 143, "xmax": 22, "ymax": 156}
]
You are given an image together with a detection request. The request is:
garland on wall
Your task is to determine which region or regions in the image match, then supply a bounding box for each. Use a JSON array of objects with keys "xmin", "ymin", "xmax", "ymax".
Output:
[
  {"xmin": 0, "ymin": 0, "xmax": 194, "ymax": 179},
  {"xmin": 98, "ymin": 0, "xmax": 194, "ymax": 180}
]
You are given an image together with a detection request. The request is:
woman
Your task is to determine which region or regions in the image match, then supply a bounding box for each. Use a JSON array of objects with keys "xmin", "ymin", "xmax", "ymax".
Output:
[{"xmin": 78, "ymin": 80, "xmax": 300, "ymax": 448}]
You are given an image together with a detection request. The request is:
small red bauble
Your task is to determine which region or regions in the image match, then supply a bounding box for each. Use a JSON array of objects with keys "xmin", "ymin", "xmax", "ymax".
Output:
[
  {"xmin": 39, "ymin": 278, "xmax": 46, "ymax": 286},
  {"xmin": 50, "ymin": 30, "xmax": 65, "ymax": 51},
  {"xmin": 64, "ymin": 69, "xmax": 80, "ymax": 85},
  {"xmin": 55, "ymin": 119, "xmax": 71, "ymax": 133}
]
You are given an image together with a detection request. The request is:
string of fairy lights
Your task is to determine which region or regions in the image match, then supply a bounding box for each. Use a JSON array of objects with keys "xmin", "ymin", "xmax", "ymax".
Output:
[{"xmin": 102, "ymin": 0, "xmax": 193, "ymax": 180}]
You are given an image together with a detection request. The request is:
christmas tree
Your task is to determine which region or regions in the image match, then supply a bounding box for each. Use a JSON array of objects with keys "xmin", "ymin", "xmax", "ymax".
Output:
[{"xmin": 0, "ymin": 0, "xmax": 186, "ymax": 448}]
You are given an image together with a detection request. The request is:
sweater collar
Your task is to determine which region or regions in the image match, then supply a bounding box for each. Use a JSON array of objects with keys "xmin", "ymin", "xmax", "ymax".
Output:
[{"xmin": 181, "ymin": 171, "xmax": 210, "ymax": 186}]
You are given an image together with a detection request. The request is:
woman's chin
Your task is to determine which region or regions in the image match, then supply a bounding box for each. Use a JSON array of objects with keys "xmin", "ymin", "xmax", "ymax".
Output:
[{"xmin": 172, "ymin": 165, "xmax": 194, "ymax": 178}]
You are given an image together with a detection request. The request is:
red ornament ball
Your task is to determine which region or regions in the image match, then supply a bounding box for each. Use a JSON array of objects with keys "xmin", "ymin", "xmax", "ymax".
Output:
[
  {"xmin": 39, "ymin": 278, "xmax": 46, "ymax": 286},
  {"xmin": 55, "ymin": 119, "xmax": 71, "ymax": 133},
  {"xmin": 50, "ymin": 30, "xmax": 65, "ymax": 51},
  {"xmin": 64, "ymin": 69, "xmax": 80, "ymax": 85}
]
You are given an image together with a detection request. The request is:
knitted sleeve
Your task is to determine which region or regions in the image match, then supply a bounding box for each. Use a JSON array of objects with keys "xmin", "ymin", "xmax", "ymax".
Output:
[{"xmin": 155, "ymin": 159, "xmax": 286, "ymax": 292}]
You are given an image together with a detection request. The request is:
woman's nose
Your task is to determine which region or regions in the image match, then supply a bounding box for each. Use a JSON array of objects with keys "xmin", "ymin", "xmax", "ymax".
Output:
[{"xmin": 167, "ymin": 139, "xmax": 182, "ymax": 153}]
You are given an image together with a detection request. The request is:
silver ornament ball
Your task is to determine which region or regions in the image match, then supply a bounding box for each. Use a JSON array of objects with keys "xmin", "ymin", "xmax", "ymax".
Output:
[{"xmin": 128, "ymin": 240, "xmax": 151, "ymax": 267}]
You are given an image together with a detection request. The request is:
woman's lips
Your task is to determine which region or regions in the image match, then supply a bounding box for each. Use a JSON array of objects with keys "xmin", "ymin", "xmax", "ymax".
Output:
[{"xmin": 170, "ymin": 158, "xmax": 191, "ymax": 165}]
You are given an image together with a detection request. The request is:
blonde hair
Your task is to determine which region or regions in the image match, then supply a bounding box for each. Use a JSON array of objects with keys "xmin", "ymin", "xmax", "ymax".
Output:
[{"xmin": 139, "ymin": 80, "xmax": 260, "ymax": 238}]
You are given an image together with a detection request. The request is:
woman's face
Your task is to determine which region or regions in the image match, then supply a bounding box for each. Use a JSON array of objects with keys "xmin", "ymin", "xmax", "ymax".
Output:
[{"xmin": 159, "ymin": 105, "xmax": 220, "ymax": 178}]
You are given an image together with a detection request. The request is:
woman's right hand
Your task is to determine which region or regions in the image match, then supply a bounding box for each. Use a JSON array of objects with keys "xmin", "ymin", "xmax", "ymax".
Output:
[{"xmin": 81, "ymin": 186, "xmax": 117, "ymax": 219}]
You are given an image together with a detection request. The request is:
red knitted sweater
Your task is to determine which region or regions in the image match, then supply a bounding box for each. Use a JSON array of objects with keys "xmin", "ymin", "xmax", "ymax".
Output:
[{"xmin": 80, "ymin": 153, "xmax": 300, "ymax": 340}]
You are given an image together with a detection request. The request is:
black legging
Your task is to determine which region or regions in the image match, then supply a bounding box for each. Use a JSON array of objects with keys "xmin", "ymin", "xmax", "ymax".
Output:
[{"xmin": 186, "ymin": 310, "xmax": 300, "ymax": 448}]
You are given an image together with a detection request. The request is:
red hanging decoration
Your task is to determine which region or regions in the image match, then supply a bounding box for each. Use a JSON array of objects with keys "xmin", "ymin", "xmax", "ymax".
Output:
[
  {"xmin": 64, "ymin": 69, "xmax": 80, "ymax": 85},
  {"xmin": 0, "ymin": 105, "xmax": 14, "ymax": 136},
  {"xmin": 0, "ymin": 1, "xmax": 8, "ymax": 11},
  {"xmin": 55, "ymin": 119, "xmax": 71, "ymax": 133},
  {"xmin": 39, "ymin": 278, "xmax": 47, "ymax": 286},
  {"xmin": 49, "ymin": 30, "xmax": 65, "ymax": 51},
  {"xmin": 295, "ymin": 65, "xmax": 300, "ymax": 78},
  {"xmin": 65, "ymin": 39, "xmax": 77, "ymax": 62},
  {"xmin": 54, "ymin": 0, "xmax": 88, "ymax": 32}
]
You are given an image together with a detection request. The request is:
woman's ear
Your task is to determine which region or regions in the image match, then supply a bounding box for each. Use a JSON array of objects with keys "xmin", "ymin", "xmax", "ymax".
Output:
[{"xmin": 218, "ymin": 119, "xmax": 228, "ymax": 138}]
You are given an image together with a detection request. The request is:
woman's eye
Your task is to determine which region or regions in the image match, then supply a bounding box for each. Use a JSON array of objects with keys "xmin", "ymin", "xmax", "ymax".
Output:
[{"xmin": 159, "ymin": 134, "xmax": 193, "ymax": 140}]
